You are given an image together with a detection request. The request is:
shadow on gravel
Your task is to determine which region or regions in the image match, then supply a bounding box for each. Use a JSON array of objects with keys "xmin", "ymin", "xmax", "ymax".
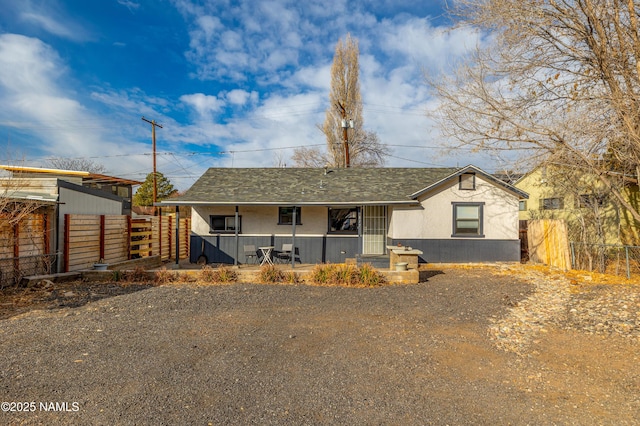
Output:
[
  {"xmin": 0, "ymin": 282, "xmax": 155, "ymax": 320},
  {"xmin": 419, "ymin": 269, "xmax": 445, "ymax": 282}
]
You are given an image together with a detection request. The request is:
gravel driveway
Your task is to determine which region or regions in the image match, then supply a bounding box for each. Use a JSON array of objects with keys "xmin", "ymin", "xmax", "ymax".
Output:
[{"xmin": 1, "ymin": 266, "xmax": 638, "ymax": 425}]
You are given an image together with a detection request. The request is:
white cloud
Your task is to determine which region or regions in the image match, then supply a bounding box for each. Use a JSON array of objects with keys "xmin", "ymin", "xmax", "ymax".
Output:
[
  {"xmin": 287, "ymin": 64, "xmax": 331, "ymax": 90},
  {"xmin": 226, "ymin": 89, "xmax": 255, "ymax": 106},
  {"xmin": 378, "ymin": 17, "xmax": 480, "ymax": 68},
  {"xmin": 180, "ymin": 93, "xmax": 226, "ymax": 120},
  {"xmin": 15, "ymin": 1, "xmax": 91, "ymax": 41},
  {"xmin": 165, "ymin": 0, "xmax": 495, "ymax": 171},
  {"xmin": 0, "ymin": 35, "xmax": 156, "ymax": 180},
  {"xmin": 0, "ymin": 1, "xmax": 506, "ymax": 190},
  {"xmin": 20, "ymin": 12, "xmax": 76, "ymax": 39},
  {"xmin": 117, "ymin": 0, "xmax": 141, "ymax": 12}
]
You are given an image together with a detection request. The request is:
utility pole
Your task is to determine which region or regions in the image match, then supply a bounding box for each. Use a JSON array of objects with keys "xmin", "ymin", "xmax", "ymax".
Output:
[
  {"xmin": 338, "ymin": 102, "xmax": 354, "ymax": 168},
  {"xmin": 141, "ymin": 117, "xmax": 163, "ymax": 215}
]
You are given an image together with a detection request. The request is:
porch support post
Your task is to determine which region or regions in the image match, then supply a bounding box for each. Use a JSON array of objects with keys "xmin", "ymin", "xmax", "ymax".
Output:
[
  {"xmin": 291, "ymin": 206, "xmax": 297, "ymax": 269},
  {"xmin": 234, "ymin": 206, "xmax": 239, "ymax": 266},
  {"xmin": 175, "ymin": 206, "xmax": 180, "ymax": 265},
  {"xmin": 358, "ymin": 206, "xmax": 363, "ymax": 257}
]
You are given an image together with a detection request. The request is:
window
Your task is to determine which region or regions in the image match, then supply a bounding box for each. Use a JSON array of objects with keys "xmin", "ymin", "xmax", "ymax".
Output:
[
  {"xmin": 278, "ymin": 207, "xmax": 301, "ymax": 225},
  {"xmin": 519, "ymin": 200, "xmax": 527, "ymax": 211},
  {"xmin": 452, "ymin": 202, "xmax": 484, "ymax": 237},
  {"xmin": 459, "ymin": 173, "xmax": 476, "ymax": 190},
  {"xmin": 540, "ymin": 197, "xmax": 564, "ymax": 210},
  {"xmin": 117, "ymin": 186, "xmax": 130, "ymax": 198},
  {"xmin": 577, "ymin": 194, "xmax": 606, "ymax": 209},
  {"xmin": 210, "ymin": 215, "xmax": 240, "ymax": 233},
  {"xmin": 328, "ymin": 207, "xmax": 358, "ymax": 234}
]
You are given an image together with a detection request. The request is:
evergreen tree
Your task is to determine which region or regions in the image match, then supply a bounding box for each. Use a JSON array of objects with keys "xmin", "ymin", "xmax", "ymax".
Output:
[{"xmin": 133, "ymin": 172, "xmax": 177, "ymax": 206}]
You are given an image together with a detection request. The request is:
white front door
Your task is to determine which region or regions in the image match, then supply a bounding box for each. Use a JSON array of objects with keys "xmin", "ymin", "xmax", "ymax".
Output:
[{"xmin": 362, "ymin": 205, "xmax": 386, "ymax": 255}]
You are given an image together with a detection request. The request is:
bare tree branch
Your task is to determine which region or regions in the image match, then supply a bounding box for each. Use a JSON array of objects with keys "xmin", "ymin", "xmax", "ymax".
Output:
[
  {"xmin": 429, "ymin": 0, "xmax": 640, "ymax": 224},
  {"xmin": 46, "ymin": 157, "xmax": 107, "ymax": 174}
]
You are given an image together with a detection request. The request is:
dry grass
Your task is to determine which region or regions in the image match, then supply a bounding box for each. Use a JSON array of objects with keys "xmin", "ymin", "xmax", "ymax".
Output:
[
  {"xmin": 154, "ymin": 267, "xmax": 180, "ymax": 285},
  {"xmin": 258, "ymin": 264, "xmax": 286, "ymax": 284},
  {"xmin": 122, "ymin": 266, "xmax": 153, "ymax": 284},
  {"xmin": 306, "ymin": 263, "xmax": 385, "ymax": 287},
  {"xmin": 197, "ymin": 265, "xmax": 238, "ymax": 284}
]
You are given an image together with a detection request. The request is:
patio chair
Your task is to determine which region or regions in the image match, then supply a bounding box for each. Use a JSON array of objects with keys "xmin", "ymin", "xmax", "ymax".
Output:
[
  {"xmin": 243, "ymin": 244, "xmax": 258, "ymax": 264},
  {"xmin": 275, "ymin": 243, "xmax": 300, "ymax": 264}
]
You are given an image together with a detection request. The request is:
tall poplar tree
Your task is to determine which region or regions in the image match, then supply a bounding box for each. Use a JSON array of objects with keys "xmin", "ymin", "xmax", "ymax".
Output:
[{"xmin": 293, "ymin": 34, "xmax": 387, "ymax": 167}]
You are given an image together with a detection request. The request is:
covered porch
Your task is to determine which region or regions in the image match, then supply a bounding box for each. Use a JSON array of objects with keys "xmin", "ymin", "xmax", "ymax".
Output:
[{"xmin": 184, "ymin": 203, "xmax": 395, "ymax": 268}]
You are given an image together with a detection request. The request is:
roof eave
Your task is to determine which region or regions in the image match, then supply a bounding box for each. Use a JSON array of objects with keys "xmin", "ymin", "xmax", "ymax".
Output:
[
  {"xmin": 158, "ymin": 200, "xmax": 419, "ymax": 207},
  {"xmin": 410, "ymin": 165, "xmax": 529, "ymax": 199}
]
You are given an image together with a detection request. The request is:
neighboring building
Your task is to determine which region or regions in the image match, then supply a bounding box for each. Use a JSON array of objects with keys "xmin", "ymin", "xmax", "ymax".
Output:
[
  {"xmin": 515, "ymin": 165, "xmax": 640, "ymax": 245},
  {"xmin": 159, "ymin": 165, "xmax": 527, "ymax": 265},
  {"xmin": 0, "ymin": 165, "xmax": 142, "ymax": 271}
]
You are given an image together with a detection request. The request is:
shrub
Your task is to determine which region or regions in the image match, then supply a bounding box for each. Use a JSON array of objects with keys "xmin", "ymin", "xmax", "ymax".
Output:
[
  {"xmin": 330, "ymin": 263, "xmax": 359, "ymax": 286},
  {"xmin": 214, "ymin": 265, "xmax": 238, "ymax": 283},
  {"xmin": 308, "ymin": 263, "xmax": 336, "ymax": 285},
  {"xmin": 358, "ymin": 263, "xmax": 385, "ymax": 287},
  {"xmin": 198, "ymin": 264, "xmax": 238, "ymax": 284},
  {"xmin": 283, "ymin": 270, "xmax": 299, "ymax": 284},
  {"xmin": 198, "ymin": 265, "xmax": 217, "ymax": 283},
  {"xmin": 154, "ymin": 267, "xmax": 179, "ymax": 285},
  {"xmin": 123, "ymin": 266, "xmax": 151, "ymax": 284},
  {"xmin": 307, "ymin": 263, "xmax": 385, "ymax": 286},
  {"xmin": 259, "ymin": 264, "xmax": 285, "ymax": 284}
]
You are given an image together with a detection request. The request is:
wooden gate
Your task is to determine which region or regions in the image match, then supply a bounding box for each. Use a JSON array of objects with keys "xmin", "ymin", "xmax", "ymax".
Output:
[{"xmin": 526, "ymin": 219, "xmax": 570, "ymax": 269}]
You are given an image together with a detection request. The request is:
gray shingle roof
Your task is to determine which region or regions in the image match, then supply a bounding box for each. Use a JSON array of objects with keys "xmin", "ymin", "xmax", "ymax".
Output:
[
  {"xmin": 167, "ymin": 167, "xmax": 460, "ymax": 205},
  {"xmin": 162, "ymin": 166, "xmax": 528, "ymax": 206}
]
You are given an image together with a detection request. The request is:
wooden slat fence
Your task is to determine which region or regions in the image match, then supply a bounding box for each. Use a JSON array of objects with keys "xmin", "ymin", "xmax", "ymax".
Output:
[
  {"xmin": 64, "ymin": 214, "xmax": 190, "ymax": 272},
  {"xmin": 103, "ymin": 216, "xmax": 129, "ymax": 263},
  {"xmin": 175, "ymin": 217, "xmax": 190, "ymax": 260},
  {"xmin": 526, "ymin": 219, "xmax": 571, "ymax": 270},
  {"xmin": 0, "ymin": 213, "xmax": 52, "ymax": 287},
  {"xmin": 129, "ymin": 218, "xmax": 155, "ymax": 259}
]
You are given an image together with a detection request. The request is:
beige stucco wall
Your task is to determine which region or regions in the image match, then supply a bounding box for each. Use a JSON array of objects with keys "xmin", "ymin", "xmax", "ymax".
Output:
[
  {"xmin": 389, "ymin": 176, "xmax": 519, "ymax": 240},
  {"xmin": 192, "ymin": 205, "xmax": 329, "ymax": 235},
  {"xmin": 515, "ymin": 167, "xmax": 640, "ymax": 245}
]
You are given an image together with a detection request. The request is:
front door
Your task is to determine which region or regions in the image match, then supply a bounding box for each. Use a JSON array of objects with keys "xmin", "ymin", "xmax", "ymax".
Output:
[{"xmin": 362, "ymin": 205, "xmax": 386, "ymax": 255}]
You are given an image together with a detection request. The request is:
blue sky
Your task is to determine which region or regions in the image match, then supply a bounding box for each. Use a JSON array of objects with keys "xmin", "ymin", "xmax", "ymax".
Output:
[{"xmin": 0, "ymin": 0, "xmax": 494, "ymax": 190}]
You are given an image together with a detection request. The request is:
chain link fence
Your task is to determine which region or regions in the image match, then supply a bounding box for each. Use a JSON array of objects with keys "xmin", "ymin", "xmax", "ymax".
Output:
[
  {"xmin": 570, "ymin": 242, "xmax": 640, "ymax": 279},
  {"xmin": 0, "ymin": 253, "xmax": 58, "ymax": 289}
]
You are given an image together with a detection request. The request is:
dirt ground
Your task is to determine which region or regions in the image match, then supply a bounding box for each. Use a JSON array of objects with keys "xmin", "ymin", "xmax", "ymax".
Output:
[{"xmin": 0, "ymin": 264, "xmax": 639, "ymax": 425}]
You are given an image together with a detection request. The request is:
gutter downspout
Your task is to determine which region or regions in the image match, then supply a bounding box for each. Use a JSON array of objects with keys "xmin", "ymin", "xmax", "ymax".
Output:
[{"xmin": 175, "ymin": 206, "xmax": 180, "ymax": 265}]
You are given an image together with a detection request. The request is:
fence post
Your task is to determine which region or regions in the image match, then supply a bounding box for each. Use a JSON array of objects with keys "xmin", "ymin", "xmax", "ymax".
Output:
[
  {"xmin": 127, "ymin": 216, "xmax": 132, "ymax": 260},
  {"xmin": 168, "ymin": 215, "xmax": 173, "ymax": 261},
  {"xmin": 175, "ymin": 206, "xmax": 180, "ymax": 265},
  {"xmin": 99, "ymin": 215, "xmax": 105, "ymax": 261},
  {"xmin": 158, "ymin": 215, "xmax": 162, "ymax": 259},
  {"xmin": 13, "ymin": 222, "xmax": 19, "ymax": 284},
  {"xmin": 570, "ymin": 242, "xmax": 575, "ymax": 269},
  {"xmin": 626, "ymin": 246, "xmax": 630, "ymax": 279},
  {"xmin": 43, "ymin": 213, "xmax": 50, "ymax": 256},
  {"xmin": 186, "ymin": 218, "xmax": 190, "ymax": 258},
  {"xmin": 63, "ymin": 214, "xmax": 71, "ymax": 272}
]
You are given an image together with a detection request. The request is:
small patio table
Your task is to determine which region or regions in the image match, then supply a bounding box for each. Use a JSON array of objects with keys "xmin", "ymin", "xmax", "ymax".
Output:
[{"xmin": 258, "ymin": 246, "xmax": 274, "ymax": 265}]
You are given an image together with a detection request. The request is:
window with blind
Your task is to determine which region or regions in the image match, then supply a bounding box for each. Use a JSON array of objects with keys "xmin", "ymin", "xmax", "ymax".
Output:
[{"xmin": 452, "ymin": 202, "xmax": 484, "ymax": 237}]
